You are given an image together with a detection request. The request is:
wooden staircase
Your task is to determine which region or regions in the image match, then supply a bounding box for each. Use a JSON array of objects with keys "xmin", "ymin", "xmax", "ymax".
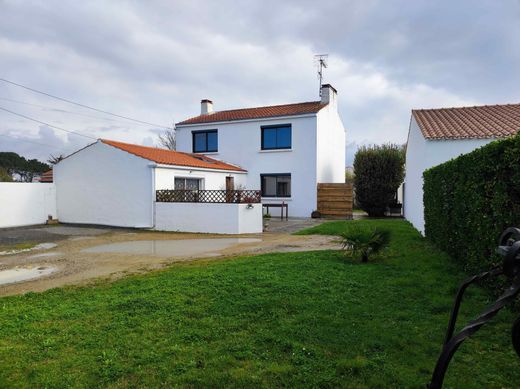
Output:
[{"xmin": 317, "ymin": 183, "xmax": 353, "ymax": 219}]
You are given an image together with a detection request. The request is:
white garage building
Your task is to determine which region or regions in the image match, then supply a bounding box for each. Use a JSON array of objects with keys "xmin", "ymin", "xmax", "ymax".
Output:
[
  {"xmin": 404, "ymin": 103, "xmax": 520, "ymax": 234},
  {"xmin": 54, "ymin": 139, "xmax": 262, "ymax": 234}
]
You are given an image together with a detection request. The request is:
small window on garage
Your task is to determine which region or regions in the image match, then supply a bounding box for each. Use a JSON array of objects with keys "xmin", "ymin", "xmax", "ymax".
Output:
[{"xmin": 175, "ymin": 177, "xmax": 202, "ymax": 190}]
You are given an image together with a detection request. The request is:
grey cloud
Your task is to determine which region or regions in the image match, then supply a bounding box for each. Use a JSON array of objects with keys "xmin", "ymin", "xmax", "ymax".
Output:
[{"xmin": 0, "ymin": 0, "xmax": 519, "ymax": 164}]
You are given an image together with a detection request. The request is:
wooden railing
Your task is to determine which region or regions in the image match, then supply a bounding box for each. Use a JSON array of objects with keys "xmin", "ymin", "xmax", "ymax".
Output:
[{"xmin": 156, "ymin": 189, "xmax": 261, "ymax": 204}]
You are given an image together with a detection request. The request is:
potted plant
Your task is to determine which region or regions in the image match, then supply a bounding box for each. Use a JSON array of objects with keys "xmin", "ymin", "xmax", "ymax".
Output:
[{"xmin": 263, "ymin": 212, "xmax": 271, "ymax": 231}]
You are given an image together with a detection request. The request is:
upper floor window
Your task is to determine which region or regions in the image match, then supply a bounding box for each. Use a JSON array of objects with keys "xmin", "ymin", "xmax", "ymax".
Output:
[
  {"xmin": 261, "ymin": 124, "xmax": 291, "ymax": 150},
  {"xmin": 193, "ymin": 130, "xmax": 218, "ymax": 153}
]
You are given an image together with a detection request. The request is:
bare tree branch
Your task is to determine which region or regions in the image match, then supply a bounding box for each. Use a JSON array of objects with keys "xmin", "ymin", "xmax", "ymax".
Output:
[{"xmin": 158, "ymin": 127, "xmax": 176, "ymax": 150}]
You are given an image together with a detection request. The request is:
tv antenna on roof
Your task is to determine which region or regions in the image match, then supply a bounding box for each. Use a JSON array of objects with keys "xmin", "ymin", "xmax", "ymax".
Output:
[{"xmin": 314, "ymin": 54, "xmax": 328, "ymax": 96}]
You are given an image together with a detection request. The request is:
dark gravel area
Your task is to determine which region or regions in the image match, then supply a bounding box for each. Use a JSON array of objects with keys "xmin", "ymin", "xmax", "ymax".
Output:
[{"xmin": 0, "ymin": 225, "xmax": 111, "ymax": 246}]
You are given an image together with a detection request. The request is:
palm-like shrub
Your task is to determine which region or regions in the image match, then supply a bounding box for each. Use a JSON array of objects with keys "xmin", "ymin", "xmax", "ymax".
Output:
[{"xmin": 339, "ymin": 226, "xmax": 391, "ymax": 263}]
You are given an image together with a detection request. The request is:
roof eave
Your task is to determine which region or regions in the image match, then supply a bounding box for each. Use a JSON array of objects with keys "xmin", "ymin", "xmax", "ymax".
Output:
[
  {"xmin": 175, "ymin": 111, "xmax": 322, "ymax": 128},
  {"xmin": 155, "ymin": 163, "xmax": 247, "ymax": 174}
]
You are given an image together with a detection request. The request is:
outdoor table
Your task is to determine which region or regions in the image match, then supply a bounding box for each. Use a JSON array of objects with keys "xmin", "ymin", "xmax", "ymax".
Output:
[{"xmin": 262, "ymin": 202, "xmax": 288, "ymax": 220}]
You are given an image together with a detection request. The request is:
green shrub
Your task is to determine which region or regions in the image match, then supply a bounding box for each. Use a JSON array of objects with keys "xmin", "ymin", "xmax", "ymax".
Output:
[
  {"xmin": 353, "ymin": 144, "xmax": 405, "ymax": 216},
  {"xmin": 0, "ymin": 167, "xmax": 12, "ymax": 182},
  {"xmin": 339, "ymin": 226, "xmax": 391, "ymax": 262},
  {"xmin": 423, "ymin": 134, "xmax": 520, "ymax": 292}
]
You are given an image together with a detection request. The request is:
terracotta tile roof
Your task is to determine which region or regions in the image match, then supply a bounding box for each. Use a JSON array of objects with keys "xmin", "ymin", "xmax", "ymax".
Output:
[
  {"xmin": 176, "ymin": 101, "xmax": 326, "ymax": 125},
  {"xmin": 40, "ymin": 169, "xmax": 53, "ymax": 183},
  {"xmin": 412, "ymin": 103, "xmax": 520, "ymax": 140},
  {"xmin": 101, "ymin": 139, "xmax": 246, "ymax": 172}
]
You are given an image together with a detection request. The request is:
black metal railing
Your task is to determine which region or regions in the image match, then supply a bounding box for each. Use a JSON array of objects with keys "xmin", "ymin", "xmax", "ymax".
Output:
[
  {"xmin": 156, "ymin": 189, "xmax": 261, "ymax": 204},
  {"xmin": 428, "ymin": 227, "xmax": 520, "ymax": 388}
]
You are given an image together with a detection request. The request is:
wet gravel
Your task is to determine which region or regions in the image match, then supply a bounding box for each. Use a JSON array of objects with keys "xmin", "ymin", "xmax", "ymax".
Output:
[{"xmin": 0, "ymin": 225, "xmax": 112, "ymax": 245}]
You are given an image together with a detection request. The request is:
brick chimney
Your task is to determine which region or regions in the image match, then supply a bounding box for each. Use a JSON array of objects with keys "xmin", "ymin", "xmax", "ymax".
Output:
[
  {"xmin": 321, "ymin": 84, "xmax": 337, "ymax": 107},
  {"xmin": 201, "ymin": 99, "xmax": 213, "ymax": 115}
]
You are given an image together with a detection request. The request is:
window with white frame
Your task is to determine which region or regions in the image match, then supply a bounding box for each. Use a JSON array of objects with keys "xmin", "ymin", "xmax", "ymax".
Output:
[{"xmin": 174, "ymin": 177, "xmax": 202, "ymax": 190}]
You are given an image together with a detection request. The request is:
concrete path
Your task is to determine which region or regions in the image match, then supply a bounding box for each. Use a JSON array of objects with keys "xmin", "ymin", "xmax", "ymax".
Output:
[{"xmin": 265, "ymin": 217, "xmax": 326, "ymax": 233}]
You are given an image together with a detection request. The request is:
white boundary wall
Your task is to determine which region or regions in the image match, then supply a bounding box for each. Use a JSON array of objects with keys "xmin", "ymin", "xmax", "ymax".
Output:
[
  {"xmin": 0, "ymin": 183, "xmax": 56, "ymax": 228},
  {"xmin": 155, "ymin": 202, "xmax": 262, "ymax": 234}
]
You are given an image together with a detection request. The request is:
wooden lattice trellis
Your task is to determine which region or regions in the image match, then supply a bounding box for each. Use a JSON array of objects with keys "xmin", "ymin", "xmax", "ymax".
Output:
[{"xmin": 156, "ymin": 190, "xmax": 261, "ymax": 204}]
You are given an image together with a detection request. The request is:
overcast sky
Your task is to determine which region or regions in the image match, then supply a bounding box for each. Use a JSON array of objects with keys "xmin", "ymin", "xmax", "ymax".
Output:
[{"xmin": 1, "ymin": 0, "xmax": 519, "ymax": 166}]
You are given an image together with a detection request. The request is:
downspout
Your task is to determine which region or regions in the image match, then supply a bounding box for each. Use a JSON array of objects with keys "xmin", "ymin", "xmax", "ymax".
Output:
[{"xmin": 150, "ymin": 164, "xmax": 157, "ymax": 228}]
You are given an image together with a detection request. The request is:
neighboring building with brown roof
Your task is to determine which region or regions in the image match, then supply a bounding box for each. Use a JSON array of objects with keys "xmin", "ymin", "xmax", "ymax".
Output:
[
  {"xmin": 175, "ymin": 84, "xmax": 346, "ymax": 217},
  {"xmin": 404, "ymin": 103, "xmax": 520, "ymax": 233},
  {"xmin": 39, "ymin": 169, "xmax": 53, "ymax": 183}
]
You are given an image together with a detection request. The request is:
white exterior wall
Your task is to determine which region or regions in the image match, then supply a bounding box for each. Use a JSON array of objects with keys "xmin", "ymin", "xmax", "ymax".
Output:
[
  {"xmin": 0, "ymin": 183, "xmax": 56, "ymax": 228},
  {"xmin": 404, "ymin": 117, "xmax": 492, "ymax": 234},
  {"xmin": 176, "ymin": 115, "xmax": 319, "ymax": 217},
  {"xmin": 54, "ymin": 141, "xmax": 154, "ymax": 228},
  {"xmin": 176, "ymin": 110, "xmax": 345, "ymax": 218},
  {"xmin": 154, "ymin": 166, "xmax": 247, "ymax": 190},
  {"xmin": 316, "ymin": 101, "xmax": 346, "ymax": 183},
  {"xmin": 155, "ymin": 202, "xmax": 262, "ymax": 234}
]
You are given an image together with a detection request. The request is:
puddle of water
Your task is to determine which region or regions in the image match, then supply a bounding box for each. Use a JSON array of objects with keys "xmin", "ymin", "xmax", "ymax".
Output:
[
  {"xmin": 34, "ymin": 243, "xmax": 58, "ymax": 250},
  {"xmin": 0, "ymin": 266, "xmax": 57, "ymax": 286},
  {"xmin": 81, "ymin": 238, "xmax": 261, "ymax": 257},
  {"xmin": 0, "ymin": 242, "xmax": 58, "ymax": 256},
  {"xmin": 29, "ymin": 252, "xmax": 62, "ymax": 259}
]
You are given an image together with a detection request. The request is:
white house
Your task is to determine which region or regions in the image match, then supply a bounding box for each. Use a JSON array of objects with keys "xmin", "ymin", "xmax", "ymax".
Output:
[
  {"xmin": 175, "ymin": 84, "xmax": 346, "ymax": 217},
  {"xmin": 404, "ymin": 103, "xmax": 520, "ymax": 233},
  {"xmin": 54, "ymin": 139, "xmax": 262, "ymax": 234}
]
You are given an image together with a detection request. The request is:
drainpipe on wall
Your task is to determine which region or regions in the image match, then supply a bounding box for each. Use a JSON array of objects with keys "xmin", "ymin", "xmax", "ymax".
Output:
[{"xmin": 150, "ymin": 164, "xmax": 157, "ymax": 229}]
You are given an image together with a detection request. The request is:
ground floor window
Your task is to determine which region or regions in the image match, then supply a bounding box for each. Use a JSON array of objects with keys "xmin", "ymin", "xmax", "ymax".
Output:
[
  {"xmin": 261, "ymin": 174, "xmax": 291, "ymax": 197},
  {"xmin": 175, "ymin": 177, "xmax": 201, "ymax": 190}
]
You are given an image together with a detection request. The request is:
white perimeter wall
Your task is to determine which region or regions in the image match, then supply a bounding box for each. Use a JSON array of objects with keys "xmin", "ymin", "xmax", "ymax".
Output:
[
  {"xmin": 54, "ymin": 141, "xmax": 154, "ymax": 228},
  {"xmin": 404, "ymin": 117, "xmax": 492, "ymax": 234},
  {"xmin": 155, "ymin": 202, "xmax": 262, "ymax": 234},
  {"xmin": 155, "ymin": 166, "xmax": 247, "ymax": 190},
  {"xmin": 0, "ymin": 183, "xmax": 56, "ymax": 228},
  {"xmin": 176, "ymin": 115, "xmax": 319, "ymax": 217}
]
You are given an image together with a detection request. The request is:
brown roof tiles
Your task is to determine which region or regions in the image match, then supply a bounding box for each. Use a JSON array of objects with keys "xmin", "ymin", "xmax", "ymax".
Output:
[
  {"xmin": 176, "ymin": 101, "xmax": 326, "ymax": 125},
  {"xmin": 101, "ymin": 139, "xmax": 246, "ymax": 172},
  {"xmin": 413, "ymin": 103, "xmax": 520, "ymax": 140}
]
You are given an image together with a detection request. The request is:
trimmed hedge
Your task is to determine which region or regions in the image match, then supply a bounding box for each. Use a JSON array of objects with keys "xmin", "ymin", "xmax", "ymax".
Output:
[
  {"xmin": 423, "ymin": 135, "xmax": 520, "ymax": 291},
  {"xmin": 354, "ymin": 144, "xmax": 405, "ymax": 216}
]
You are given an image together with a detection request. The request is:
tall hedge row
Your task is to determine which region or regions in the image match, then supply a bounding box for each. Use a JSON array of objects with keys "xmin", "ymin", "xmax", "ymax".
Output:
[{"xmin": 423, "ymin": 135, "xmax": 520, "ymax": 290}]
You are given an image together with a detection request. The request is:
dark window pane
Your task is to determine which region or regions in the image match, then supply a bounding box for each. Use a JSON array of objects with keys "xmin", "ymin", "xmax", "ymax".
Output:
[
  {"xmin": 262, "ymin": 128, "xmax": 277, "ymax": 149},
  {"xmin": 277, "ymin": 175, "xmax": 291, "ymax": 197},
  {"xmin": 261, "ymin": 175, "xmax": 277, "ymax": 197},
  {"xmin": 262, "ymin": 125, "xmax": 291, "ymax": 149},
  {"xmin": 261, "ymin": 174, "xmax": 291, "ymax": 197},
  {"xmin": 277, "ymin": 127, "xmax": 291, "ymax": 148},
  {"xmin": 194, "ymin": 133, "xmax": 206, "ymax": 152},
  {"xmin": 185, "ymin": 178, "xmax": 200, "ymax": 190},
  {"xmin": 174, "ymin": 178, "xmax": 185, "ymax": 189},
  {"xmin": 193, "ymin": 130, "xmax": 218, "ymax": 152},
  {"xmin": 207, "ymin": 132, "xmax": 218, "ymax": 151}
]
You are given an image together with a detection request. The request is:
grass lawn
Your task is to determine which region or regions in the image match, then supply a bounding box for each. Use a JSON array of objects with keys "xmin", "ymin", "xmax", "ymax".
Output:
[
  {"xmin": 1, "ymin": 220, "xmax": 519, "ymax": 388},
  {"xmin": 0, "ymin": 242, "xmax": 36, "ymax": 253}
]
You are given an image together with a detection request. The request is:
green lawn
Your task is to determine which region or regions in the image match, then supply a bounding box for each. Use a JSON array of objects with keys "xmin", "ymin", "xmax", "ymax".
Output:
[{"xmin": 1, "ymin": 220, "xmax": 519, "ymax": 388}]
